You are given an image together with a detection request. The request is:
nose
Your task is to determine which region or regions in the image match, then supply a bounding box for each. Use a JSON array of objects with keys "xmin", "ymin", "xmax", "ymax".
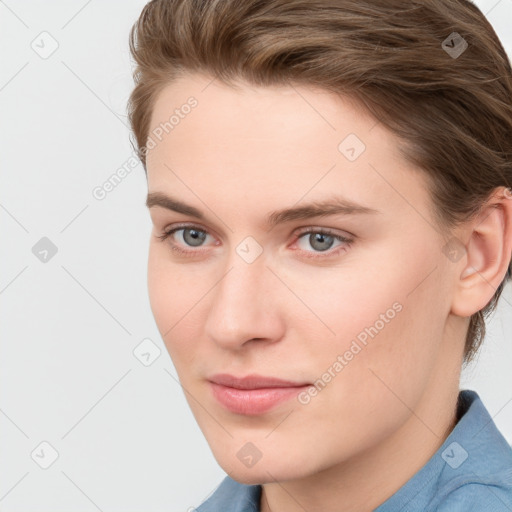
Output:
[{"xmin": 203, "ymin": 249, "xmax": 285, "ymax": 351}]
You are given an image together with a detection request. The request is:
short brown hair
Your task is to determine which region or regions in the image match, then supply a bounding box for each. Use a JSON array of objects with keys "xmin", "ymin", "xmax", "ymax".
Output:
[{"xmin": 127, "ymin": 0, "xmax": 512, "ymax": 366}]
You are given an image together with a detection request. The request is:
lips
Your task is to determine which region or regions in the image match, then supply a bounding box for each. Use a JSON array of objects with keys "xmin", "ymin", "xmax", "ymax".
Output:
[
  {"xmin": 209, "ymin": 373, "xmax": 310, "ymax": 389},
  {"xmin": 208, "ymin": 373, "xmax": 312, "ymax": 415}
]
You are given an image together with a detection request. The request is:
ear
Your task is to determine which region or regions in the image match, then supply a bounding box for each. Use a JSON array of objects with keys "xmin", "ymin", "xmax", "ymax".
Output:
[{"xmin": 450, "ymin": 187, "xmax": 512, "ymax": 317}]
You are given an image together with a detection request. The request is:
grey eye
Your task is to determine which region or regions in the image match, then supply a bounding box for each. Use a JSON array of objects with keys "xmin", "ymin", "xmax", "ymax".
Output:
[
  {"xmin": 306, "ymin": 232, "xmax": 335, "ymax": 252},
  {"xmin": 182, "ymin": 228, "xmax": 207, "ymax": 247}
]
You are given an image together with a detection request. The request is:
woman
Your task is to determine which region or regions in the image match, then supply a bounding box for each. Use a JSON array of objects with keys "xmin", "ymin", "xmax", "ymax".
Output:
[{"xmin": 127, "ymin": 0, "xmax": 512, "ymax": 510}]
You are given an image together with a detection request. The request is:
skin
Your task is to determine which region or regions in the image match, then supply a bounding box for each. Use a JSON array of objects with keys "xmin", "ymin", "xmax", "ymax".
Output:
[{"xmin": 144, "ymin": 72, "xmax": 512, "ymax": 512}]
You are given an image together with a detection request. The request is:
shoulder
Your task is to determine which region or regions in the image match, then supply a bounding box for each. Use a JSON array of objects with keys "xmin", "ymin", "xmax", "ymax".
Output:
[{"xmin": 433, "ymin": 473, "xmax": 512, "ymax": 512}]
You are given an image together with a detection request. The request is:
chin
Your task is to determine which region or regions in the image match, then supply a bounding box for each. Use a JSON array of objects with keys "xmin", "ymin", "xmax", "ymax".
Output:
[
  {"xmin": 227, "ymin": 466, "xmax": 292, "ymax": 486},
  {"xmin": 215, "ymin": 450, "xmax": 315, "ymax": 486}
]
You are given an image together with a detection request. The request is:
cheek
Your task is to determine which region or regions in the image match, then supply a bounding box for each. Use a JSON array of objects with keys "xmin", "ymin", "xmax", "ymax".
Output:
[
  {"xmin": 294, "ymin": 249, "xmax": 446, "ymax": 402},
  {"xmin": 338, "ymin": 280, "xmax": 445, "ymax": 425},
  {"xmin": 287, "ymin": 280, "xmax": 445, "ymax": 464},
  {"xmin": 147, "ymin": 246, "xmax": 172, "ymax": 330},
  {"xmin": 147, "ymin": 247, "xmax": 191, "ymax": 354},
  {"xmin": 147, "ymin": 245, "xmax": 214, "ymax": 368}
]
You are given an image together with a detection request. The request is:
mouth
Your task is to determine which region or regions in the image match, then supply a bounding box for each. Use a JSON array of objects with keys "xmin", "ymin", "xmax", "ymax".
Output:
[{"xmin": 208, "ymin": 373, "xmax": 312, "ymax": 416}]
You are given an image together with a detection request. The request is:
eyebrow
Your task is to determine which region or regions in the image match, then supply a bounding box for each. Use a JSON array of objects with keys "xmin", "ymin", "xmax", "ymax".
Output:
[{"xmin": 146, "ymin": 191, "xmax": 380, "ymax": 228}]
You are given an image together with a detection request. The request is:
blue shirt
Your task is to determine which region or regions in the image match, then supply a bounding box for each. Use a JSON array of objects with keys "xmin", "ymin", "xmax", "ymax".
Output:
[{"xmin": 196, "ymin": 389, "xmax": 512, "ymax": 511}]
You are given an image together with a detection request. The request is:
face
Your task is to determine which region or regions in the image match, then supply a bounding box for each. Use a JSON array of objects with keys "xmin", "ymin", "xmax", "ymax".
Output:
[{"xmin": 145, "ymin": 72, "xmax": 460, "ymax": 484}]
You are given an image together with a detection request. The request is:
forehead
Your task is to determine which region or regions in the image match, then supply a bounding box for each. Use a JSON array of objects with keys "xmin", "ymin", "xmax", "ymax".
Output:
[
  {"xmin": 145, "ymin": 73, "xmax": 431, "ymax": 225},
  {"xmin": 147, "ymin": 71, "xmax": 391, "ymax": 163}
]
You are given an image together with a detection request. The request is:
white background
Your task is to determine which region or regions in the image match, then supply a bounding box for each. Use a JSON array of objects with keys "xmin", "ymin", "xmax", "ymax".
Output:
[{"xmin": 1, "ymin": 1, "xmax": 511, "ymax": 510}]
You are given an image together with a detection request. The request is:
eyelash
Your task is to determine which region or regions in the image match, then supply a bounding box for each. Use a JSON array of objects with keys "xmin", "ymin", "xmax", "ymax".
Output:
[{"xmin": 156, "ymin": 224, "xmax": 354, "ymax": 260}]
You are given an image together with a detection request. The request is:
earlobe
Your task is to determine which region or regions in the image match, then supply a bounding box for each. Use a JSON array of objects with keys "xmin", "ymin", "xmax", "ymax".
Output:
[{"xmin": 451, "ymin": 187, "xmax": 512, "ymax": 317}]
